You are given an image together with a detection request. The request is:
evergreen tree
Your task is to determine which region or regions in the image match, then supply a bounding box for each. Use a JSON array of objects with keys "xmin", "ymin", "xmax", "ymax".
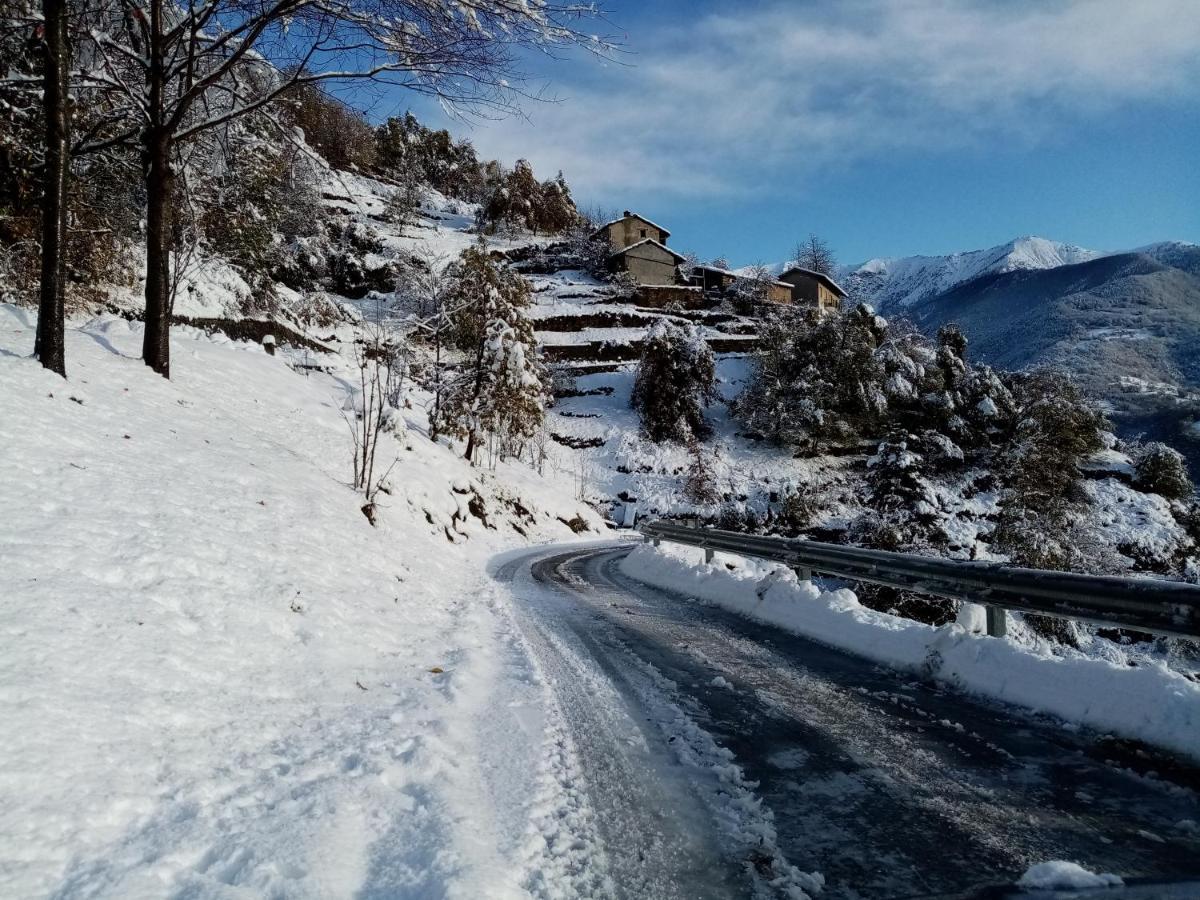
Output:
[
  {"xmin": 538, "ymin": 171, "xmax": 579, "ymax": 235},
  {"xmin": 852, "ymin": 430, "xmax": 962, "ymax": 625},
  {"xmin": 437, "ymin": 244, "xmax": 545, "ymax": 462},
  {"xmin": 682, "ymin": 438, "xmax": 720, "ymax": 506},
  {"xmin": 736, "ymin": 303, "xmax": 887, "ymax": 449},
  {"xmin": 631, "ymin": 320, "xmax": 717, "ymax": 443},
  {"xmin": 991, "ymin": 371, "xmax": 1107, "ymax": 642},
  {"xmin": 855, "ymin": 430, "xmax": 945, "ymax": 552}
]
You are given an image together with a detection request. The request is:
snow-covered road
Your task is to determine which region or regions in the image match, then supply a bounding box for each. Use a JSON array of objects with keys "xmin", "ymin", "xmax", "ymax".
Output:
[{"xmin": 499, "ymin": 544, "xmax": 1200, "ymax": 900}]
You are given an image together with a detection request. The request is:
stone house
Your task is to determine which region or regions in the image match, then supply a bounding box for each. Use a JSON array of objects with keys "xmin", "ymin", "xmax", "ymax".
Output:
[
  {"xmin": 610, "ymin": 239, "xmax": 687, "ymax": 286},
  {"xmin": 594, "ymin": 211, "xmax": 671, "ymax": 251},
  {"xmin": 595, "ymin": 211, "xmax": 683, "ymax": 286},
  {"xmin": 778, "ymin": 267, "xmax": 848, "ymax": 313}
]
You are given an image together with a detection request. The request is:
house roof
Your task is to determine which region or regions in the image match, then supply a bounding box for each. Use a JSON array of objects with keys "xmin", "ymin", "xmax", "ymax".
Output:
[
  {"xmin": 779, "ymin": 266, "xmax": 848, "ymax": 298},
  {"xmin": 610, "ymin": 238, "xmax": 687, "ymax": 263},
  {"xmin": 692, "ymin": 265, "xmax": 791, "ymax": 290},
  {"xmin": 593, "ymin": 211, "xmax": 671, "ymax": 240}
]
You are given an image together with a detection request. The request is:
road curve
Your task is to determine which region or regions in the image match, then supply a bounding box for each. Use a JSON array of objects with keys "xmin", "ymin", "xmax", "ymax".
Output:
[{"xmin": 495, "ymin": 543, "xmax": 1200, "ymax": 900}]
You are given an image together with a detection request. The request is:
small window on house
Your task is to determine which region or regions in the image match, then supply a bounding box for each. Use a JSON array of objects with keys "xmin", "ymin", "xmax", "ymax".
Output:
[{"xmin": 640, "ymin": 229, "xmax": 647, "ymax": 238}]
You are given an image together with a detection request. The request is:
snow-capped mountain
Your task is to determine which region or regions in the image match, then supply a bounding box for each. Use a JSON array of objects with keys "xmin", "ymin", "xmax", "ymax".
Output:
[{"xmin": 842, "ymin": 236, "xmax": 1105, "ymax": 312}]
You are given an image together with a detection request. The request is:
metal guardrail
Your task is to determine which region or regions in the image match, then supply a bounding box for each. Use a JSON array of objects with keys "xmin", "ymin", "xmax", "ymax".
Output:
[{"xmin": 638, "ymin": 520, "xmax": 1200, "ymax": 639}]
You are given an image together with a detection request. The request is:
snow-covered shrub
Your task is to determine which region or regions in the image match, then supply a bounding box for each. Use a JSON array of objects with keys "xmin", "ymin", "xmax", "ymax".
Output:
[
  {"xmin": 986, "ymin": 372, "xmax": 1111, "ymax": 642},
  {"xmin": 715, "ymin": 502, "xmax": 747, "ymax": 532},
  {"xmin": 1132, "ymin": 441, "xmax": 1194, "ymax": 500},
  {"xmin": 631, "ymin": 320, "xmax": 717, "ymax": 443},
  {"xmin": 196, "ymin": 132, "xmax": 323, "ymax": 298},
  {"xmin": 992, "ymin": 370, "xmax": 1108, "ymax": 579},
  {"xmin": 730, "ymin": 264, "xmax": 774, "ymax": 315},
  {"xmin": 850, "ymin": 430, "xmax": 964, "ymax": 625},
  {"xmin": 287, "ymin": 291, "xmax": 343, "ymax": 329},
  {"xmin": 857, "ymin": 431, "xmax": 947, "ymax": 550},
  {"xmin": 381, "ymin": 171, "xmax": 424, "ymax": 235},
  {"xmin": 276, "ymin": 220, "xmax": 396, "ymax": 299},
  {"xmin": 775, "ymin": 481, "xmax": 819, "ymax": 534},
  {"xmin": 564, "ymin": 217, "xmax": 614, "ymax": 280}
]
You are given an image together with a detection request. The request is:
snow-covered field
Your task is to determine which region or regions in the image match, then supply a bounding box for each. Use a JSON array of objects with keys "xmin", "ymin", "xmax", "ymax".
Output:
[
  {"xmin": 620, "ymin": 544, "xmax": 1200, "ymax": 763},
  {"xmin": 0, "ymin": 304, "xmax": 612, "ymax": 898}
]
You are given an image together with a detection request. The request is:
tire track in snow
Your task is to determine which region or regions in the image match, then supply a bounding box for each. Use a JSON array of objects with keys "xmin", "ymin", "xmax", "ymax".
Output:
[
  {"xmin": 588, "ymin": 547, "xmax": 1200, "ymax": 899},
  {"xmin": 501, "ymin": 547, "xmax": 819, "ymax": 899}
]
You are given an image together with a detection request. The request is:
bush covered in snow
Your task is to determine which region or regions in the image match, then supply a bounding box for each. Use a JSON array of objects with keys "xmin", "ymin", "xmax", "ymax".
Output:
[
  {"xmin": 1132, "ymin": 441, "xmax": 1195, "ymax": 500},
  {"xmin": 735, "ymin": 306, "xmax": 1020, "ymax": 454}
]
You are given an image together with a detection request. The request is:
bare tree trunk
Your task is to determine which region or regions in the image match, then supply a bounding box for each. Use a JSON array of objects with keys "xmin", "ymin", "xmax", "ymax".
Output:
[
  {"xmin": 141, "ymin": 0, "xmax": 173, "ymax": 377},
  {"xmin": 34, "ymin": 0, "xmax": 70, "ymax": 377},
  {"xmin": 430, "ymin": 330, "xmax": 443, "ymax": 440}
]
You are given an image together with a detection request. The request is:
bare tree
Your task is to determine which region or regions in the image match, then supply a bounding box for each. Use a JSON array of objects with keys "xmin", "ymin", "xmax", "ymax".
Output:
[
  {"xmin": 343, "ymin": 324, "xmax": 401, "ymax": 523},
  {"xmin": 793, "ymin": 233, "xmax": 837, "ymax": 277},
  {"xmin": 394, "ymin": 248, "xmax": 459, "ymax": 438},
  {"xmin": 32, "ymin": 0, "xmax": 70, "ymax": 376},
  {"xmin": 731, "ymin": 262, "xmax": 772, "ymax": 314},
  {"xmin": 76, "ymin": 0, "xmax": 616, "ymax": 377}
]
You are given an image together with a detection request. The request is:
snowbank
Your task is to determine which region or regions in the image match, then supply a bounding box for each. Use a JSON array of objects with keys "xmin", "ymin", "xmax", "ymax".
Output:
[
  {"xmin": 620, "ymin": 545, "xmax": 1200, "ymax": 762},
  {"xmin": 1017, "ymin": 861, "xmax": 1123, "ymax": 890}
]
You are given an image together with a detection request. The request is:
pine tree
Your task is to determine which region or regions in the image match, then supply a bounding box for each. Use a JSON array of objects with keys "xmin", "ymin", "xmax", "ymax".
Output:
[
  {"xmin": 992, "ymin": 371, "xmax": 1107, "ymax": 647},
  {"xmin": 735, "ymin": 303, "xmax": 887, "ymax": 449},
  {"xmin": 682, "ymin": 438, "xmax": 720, "ymax": 507},
  {"xmin": 538, "ymin": 171, "xmax": 579, "ymax": 235},
  {"xmin": 437, "ymin": 244, "xmax": 545, "ymax": 462},
  {"xmin": 631, "ymin": 320, "xmax": 717, "ymax": 443}
]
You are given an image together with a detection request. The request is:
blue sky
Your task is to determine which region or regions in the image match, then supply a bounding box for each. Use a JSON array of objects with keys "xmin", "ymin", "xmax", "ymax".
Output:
[{"xmin": 403, "ymin": 0, "xmax": 1200, "ymax": 267}]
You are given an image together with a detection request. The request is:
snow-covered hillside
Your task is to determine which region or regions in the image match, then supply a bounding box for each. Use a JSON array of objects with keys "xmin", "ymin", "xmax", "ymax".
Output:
[
  {"xmin": 0, "ymin": 301, "xmax": 621, "ymax": 898},
  {"xmin": 4, "ymin": 145, "xmax": 1198, "ymax": 898},
  {"xmin": 842, "ymin": 236, "xmax": 1104, "ymax": 311}
]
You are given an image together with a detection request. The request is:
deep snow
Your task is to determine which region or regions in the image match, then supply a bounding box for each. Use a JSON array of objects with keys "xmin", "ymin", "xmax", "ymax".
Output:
[{"xmin": 0, "ymin": 304, "xmax": 609, "ymax": 898}]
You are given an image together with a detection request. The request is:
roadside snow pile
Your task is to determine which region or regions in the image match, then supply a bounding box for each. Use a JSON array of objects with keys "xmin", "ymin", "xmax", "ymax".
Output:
[
  {"xmin": 1016, "ymin": 861, "xmax": 1123, "ymax": 890},
  {"xmin": 0, "ymin": 304, "xmax": 602, "ymax": 898},
  {"xmin": 620, "ymin": 545, "xmax": 1200, "ymax": 762}
]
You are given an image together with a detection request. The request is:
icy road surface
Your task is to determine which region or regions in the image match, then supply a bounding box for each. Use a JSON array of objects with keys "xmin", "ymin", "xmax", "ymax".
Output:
[{"xmin": 497, "ymin": 544, "xmax": 1200, "ymax": 900}]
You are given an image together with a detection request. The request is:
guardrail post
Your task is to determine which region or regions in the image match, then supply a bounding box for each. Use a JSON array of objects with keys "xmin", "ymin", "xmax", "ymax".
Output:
[
  {"xmin": 986, "ymin": 606, "xmax": 1007, "ymax": 638},
  {"xmin": 704, "ymin": 547, "xmax": 714, "ymax": 564},
  {"xmin": 793, "ymin": 566, "xmax": 812, "ymax": 582}
]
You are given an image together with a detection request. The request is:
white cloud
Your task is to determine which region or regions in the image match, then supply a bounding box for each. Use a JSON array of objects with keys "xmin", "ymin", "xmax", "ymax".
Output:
[{"xmin": 451, "ymin": 0, "xmax": 1200, "ymax": 201}]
